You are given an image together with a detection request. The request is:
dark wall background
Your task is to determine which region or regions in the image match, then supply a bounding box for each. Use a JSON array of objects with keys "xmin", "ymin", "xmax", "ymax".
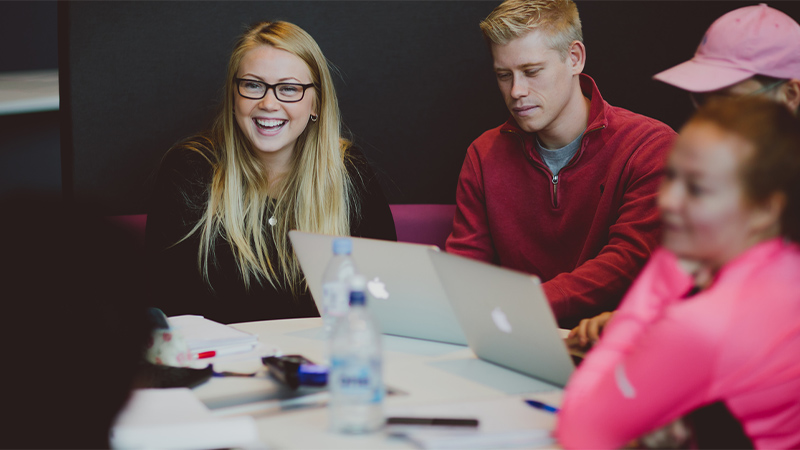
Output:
[
  {"xmin": 53, "ymin": 1, "xmax": 800, "ymax": 214},
  {"xmin": 0, "ymin": 1, "xmax": 60, "ymax": 197}
]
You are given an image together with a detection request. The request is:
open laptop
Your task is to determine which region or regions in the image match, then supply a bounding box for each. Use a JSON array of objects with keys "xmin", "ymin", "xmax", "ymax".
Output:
[
  {"xmin": 289, "ymin": 231, "xmax": 467, "ymax": 345},
  {"xmin": 428, "ymin": 250, "xmax": 575, "ymax": 387}
]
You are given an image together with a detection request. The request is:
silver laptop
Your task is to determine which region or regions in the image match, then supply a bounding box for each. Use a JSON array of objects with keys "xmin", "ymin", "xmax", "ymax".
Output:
[
  {"xmin": 428, "ymin": 250, "xmax": 574, "ymax": 387},
  {"xmin": 289, "ymin": 231, "xmax": 467, "ymax": 345}
]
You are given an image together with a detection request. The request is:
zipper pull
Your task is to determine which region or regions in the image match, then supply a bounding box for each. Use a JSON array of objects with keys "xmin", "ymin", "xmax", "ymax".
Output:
[{"xmin": 552, "ymin": 174, "xmax": 559, "ymax": 208}]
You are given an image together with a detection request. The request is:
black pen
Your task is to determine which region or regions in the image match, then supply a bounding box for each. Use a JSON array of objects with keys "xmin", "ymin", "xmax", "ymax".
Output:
[{"xmin": 386, "ymin": 417, "xmax": 480, "ymax": 427}]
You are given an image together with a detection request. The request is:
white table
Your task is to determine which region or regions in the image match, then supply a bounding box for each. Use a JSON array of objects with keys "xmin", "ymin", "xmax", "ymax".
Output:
[
  {"xmin": 188, "ymin": 317, "xmax": 563, "ymax": 449},
  {"xmin": 0, "ymin": 70, "xmax": 59, "ymax": 115}
]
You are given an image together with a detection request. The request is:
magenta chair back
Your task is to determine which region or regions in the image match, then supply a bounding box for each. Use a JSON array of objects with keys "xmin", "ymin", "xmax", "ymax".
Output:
[
  {"xmin": 106, "ymin": 205, "xmax": 456, "ymax": 250},
  {"xmin": 389, "ymin": 204, "xmax": 456, "ymax": 249},
  {"xmin": 105, "ymin": 214, "xmax": 148, "ymax": 247}
]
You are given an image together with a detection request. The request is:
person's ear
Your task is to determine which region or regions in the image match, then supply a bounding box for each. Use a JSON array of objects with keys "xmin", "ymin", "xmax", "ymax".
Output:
[
  {"xmin": 748, "ymin": 191, "xmax": 786, "ymax": 237},
  {"xmin": 777, "ymin": 79, "xmax": 800, "ymax": 114},
  {"xmin": 567, "ymin": 40, "xmax": 586, "ymax": 76},
  {"xmin": 311, "ymin": 88, "xmax": 320, "ymax": 118}
]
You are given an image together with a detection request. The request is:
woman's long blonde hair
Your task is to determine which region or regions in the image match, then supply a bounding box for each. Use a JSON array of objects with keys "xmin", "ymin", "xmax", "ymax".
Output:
[{"xmin": 179, "ymin": 21, "xmax": 356, "ymax": 296}]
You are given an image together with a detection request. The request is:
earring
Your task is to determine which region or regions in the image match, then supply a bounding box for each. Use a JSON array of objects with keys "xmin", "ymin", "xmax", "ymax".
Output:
[{"xmin": 310, "ymin": 114, "xmax": 318, "ymax": 122}]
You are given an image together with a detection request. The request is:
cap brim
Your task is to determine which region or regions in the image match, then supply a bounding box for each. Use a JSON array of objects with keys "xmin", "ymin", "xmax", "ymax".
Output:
[{"xmin": 653, "ymin": 59, "xmax": 755, "ymax": 93}]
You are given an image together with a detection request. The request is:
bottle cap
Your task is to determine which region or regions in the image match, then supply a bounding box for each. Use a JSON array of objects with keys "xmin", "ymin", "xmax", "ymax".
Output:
[{"xmin": 332, "ymin": 238, "xmax": 352, "ymax": 255}]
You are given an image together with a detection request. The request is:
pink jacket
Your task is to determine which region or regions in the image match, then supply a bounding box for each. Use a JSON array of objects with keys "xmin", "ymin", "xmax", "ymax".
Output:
[
  {"xmin": 446, "ymin": 75, "xmax": 676, "ymax": 327},
  {"xmin": 557, "ymin": 239, "xmax": 800, "ymax": 449}
]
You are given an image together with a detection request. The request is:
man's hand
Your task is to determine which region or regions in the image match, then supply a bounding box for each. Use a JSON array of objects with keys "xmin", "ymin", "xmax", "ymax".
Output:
[{"xmin": 566, "ymin": 311, "xmax": 615, "ymax": 352}]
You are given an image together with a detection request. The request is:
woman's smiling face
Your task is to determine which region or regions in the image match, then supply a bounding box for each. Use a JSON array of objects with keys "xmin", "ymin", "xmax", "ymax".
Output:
[{"xmin": 234, "ymin": 45, "xmax": 316, "ymax": 165}]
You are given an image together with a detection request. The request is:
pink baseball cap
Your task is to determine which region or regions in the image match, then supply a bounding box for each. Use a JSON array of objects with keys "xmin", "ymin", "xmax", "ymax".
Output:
[{"xmin": 654, "ymin": 4, "xmax": 800, "ymax": 92}]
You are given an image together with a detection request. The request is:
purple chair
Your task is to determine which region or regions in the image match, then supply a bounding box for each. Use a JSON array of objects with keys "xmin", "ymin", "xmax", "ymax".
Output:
[
  {"xmin": 105, "ymin": 204, "xmax": 457, "ymax": 250},
  {"xmin": 389, "ymin": 204, "xmax": 456, "ymax": 249},
  {"xmin": 105, "ymin": 214, "xmax": 148, "ymax": 247}
]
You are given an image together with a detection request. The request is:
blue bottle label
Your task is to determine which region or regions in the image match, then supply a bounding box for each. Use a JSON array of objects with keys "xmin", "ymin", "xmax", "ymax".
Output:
[
  {"xmin": 330, "ymin": 357, "xmax": 383, "ymax": 403},
  {"xmin": 322, "ymin": 281, "xmax": 350, "ymax": 318}
]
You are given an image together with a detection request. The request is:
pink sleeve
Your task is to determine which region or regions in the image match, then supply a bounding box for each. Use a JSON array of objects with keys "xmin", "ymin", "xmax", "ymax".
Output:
[
  {"xmin": 557, "ymin": 252, "xmax": 716, "ymax": 449},
  {"xmin": 446, "ymin": 145, "xmax": 496, "ymax": 263}
]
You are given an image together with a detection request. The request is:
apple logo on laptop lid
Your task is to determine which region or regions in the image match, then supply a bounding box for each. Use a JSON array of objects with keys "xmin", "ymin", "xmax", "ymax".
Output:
[
  {"xmin": 491, "ymin": 307, "xmax": 513, "ymax": 333},
  {"xmin": 367, "ymin": 277, "xmax": 390, "ymax": 300}
]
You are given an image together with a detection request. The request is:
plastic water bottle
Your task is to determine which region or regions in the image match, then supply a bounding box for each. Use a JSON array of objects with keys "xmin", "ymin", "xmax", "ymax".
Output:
[
  {"xmin": 328, "ymin": 275, "xmax": 384, "ymax": 434},
  {"xmin": 321, "ymin": 238, "xmax": 358, "ymax": 334}
]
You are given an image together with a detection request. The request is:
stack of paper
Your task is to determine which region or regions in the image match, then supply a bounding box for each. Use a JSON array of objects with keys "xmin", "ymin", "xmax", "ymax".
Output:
[
  {"xmin": 386, "ymin": 393, "xmax": 562, "ymax": 449},
  {"xmin": 402, "ymin": 429, "xmax": 554, "ymax": 449},
  {"xmin": 168, "ymin": 315, "xmax": 259, "ymax": 359}
]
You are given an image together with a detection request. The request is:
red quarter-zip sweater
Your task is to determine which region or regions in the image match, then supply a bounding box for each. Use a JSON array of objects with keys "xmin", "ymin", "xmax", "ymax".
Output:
[{"xmin": 446, "ymin": 75, "xmax": 676, "ymax": 328}]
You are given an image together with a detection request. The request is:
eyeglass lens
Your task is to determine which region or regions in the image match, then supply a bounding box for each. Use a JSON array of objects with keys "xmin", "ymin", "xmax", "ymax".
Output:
[{"xmin": 238, "ymin": 79, "xmax": 307, "ymax": 102}]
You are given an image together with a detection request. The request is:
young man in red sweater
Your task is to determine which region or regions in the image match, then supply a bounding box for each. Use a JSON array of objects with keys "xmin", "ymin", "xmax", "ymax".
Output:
[{"xmin": 446, "ymin": 0, "xmax": 676, "ymax": 328}]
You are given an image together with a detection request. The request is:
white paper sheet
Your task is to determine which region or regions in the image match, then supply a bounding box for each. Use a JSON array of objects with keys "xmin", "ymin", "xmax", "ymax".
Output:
[
  {"xmin": 111, "ymin": 388, "xmax": 262, "ymax": 449},
  {"xmin": 385, "ymin": 392, "xmax": 563, "ymax": 449}
]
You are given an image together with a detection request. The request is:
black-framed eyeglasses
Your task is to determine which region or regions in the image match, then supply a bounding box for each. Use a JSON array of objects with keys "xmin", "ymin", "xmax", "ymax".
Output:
[
  {"xmin": 690, "ymin": 79, "xmax": 788, "ymax": 109},
  {"xmin": 235, "ymin": 78, "xmax": 315, "ymax": 103}
]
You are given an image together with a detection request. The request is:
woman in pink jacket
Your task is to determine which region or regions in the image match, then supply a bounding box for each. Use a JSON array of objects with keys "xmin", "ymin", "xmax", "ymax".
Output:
[{"xmin": 557, "ymin": 97, "xmax": 800, "ymax": 449}]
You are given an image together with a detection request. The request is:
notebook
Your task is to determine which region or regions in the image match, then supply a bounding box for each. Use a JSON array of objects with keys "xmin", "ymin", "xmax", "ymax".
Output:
[
  {"xmin": 168, "ymin": 315, "xmax": 258, "ymax": 358},
  {"xmin": 427, "ymin": 250, "xmax": 575, "ymax": 387},
  {"xmin": 289, "ymin": 231, "xmax": 467, "ymax": 345}
]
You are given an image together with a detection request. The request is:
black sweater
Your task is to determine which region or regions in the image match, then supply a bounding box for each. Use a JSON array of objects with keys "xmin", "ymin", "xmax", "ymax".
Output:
[{"xmin": 145, "ymin": 145, "xmax": 397, "ymax": 324}]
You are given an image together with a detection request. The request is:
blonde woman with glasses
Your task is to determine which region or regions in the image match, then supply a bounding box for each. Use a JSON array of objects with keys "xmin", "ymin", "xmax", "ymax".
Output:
[{"xmin": 146, "ymin": 21, "xmax": 396, "ymax": 324}]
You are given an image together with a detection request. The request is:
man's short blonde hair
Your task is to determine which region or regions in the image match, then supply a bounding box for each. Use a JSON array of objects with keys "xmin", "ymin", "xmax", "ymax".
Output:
[{"xmin": 480, "ymin": 0, "xmax": 582, "ymax": 58}]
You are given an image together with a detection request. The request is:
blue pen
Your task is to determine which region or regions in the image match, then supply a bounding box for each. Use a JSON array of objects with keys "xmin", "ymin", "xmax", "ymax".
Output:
[{"xmin": 525, "ymin": 399, "xmax": 560, "ymax": 414}]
